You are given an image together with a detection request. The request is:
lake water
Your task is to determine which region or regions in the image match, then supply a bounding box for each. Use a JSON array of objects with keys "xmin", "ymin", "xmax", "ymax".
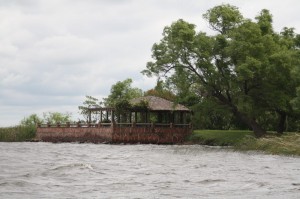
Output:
[{"xmin": 0, "ymin": 142, "xmax": 299, "ymax": 199}]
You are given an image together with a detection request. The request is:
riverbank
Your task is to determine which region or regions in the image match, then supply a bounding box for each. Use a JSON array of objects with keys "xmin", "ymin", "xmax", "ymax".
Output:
[
  {"xmin": 187, "ymin": 130, "xmax": 300, "ymax": 156},
  {"xmin": 1, "ymin": 126, "xmax": 299, "ymax": 156}
]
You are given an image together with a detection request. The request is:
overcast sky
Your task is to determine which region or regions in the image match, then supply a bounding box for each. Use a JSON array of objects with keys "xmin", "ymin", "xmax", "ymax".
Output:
[{"xmin": 1, "ymin": 0, "xmax": 300, "ymax": 126}]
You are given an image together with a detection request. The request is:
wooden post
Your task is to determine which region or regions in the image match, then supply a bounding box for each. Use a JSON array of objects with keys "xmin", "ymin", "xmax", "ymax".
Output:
[
  {"xmin": 145, "ymin": 112, "xmax": 147, "ymax": 123},
  {"xmin": 132, "ymin": 122, "xmax": 136, "ymax": 127},
  {"xmin": 111, "ymin": 110, "xmax": 115, "ymax": 123},
  {"xmin": 100, "ymin": 110, "xmax": 103, "ymax": 123},
  {"xmin": 180, "ymin": 112, "xmax": 183, "ymax": 124},
  {"xmin": 171, "ymin": 112, "xmax": 174, "ymax": 124},
  {"xmin": 88, "ymin": 110, "xmax": 91, "ymax": 123}
]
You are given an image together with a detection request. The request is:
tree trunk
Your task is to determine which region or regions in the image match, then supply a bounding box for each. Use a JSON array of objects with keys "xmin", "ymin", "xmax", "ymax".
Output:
[
  {"xmin": 276, "ymin": 110, "xmax": 286, "ymax": 135},
  {"xmin": 213, "ymin": 92, "xmax": 266, "ymax": 137},
  {"xmin": 232, "ymin": 109, "xmax": 266, "ymax": 138}
]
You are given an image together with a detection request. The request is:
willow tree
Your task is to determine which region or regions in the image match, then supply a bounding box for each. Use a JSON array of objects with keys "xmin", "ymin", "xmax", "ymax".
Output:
[{"xmin": 142, "ymin": 4, "xmax": 299, "ymax": 137}]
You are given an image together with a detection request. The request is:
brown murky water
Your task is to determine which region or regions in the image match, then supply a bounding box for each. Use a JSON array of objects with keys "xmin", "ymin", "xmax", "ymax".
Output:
[{"xmin": 0, "ymin": 142, "xmax": 299, "ymax": 198}]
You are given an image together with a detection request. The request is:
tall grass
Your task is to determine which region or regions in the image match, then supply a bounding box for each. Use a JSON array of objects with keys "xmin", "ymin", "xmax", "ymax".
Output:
[
  {"xmin": 188, "ymin": 130, "xmax": 253, "ymax": 146},
  {"xmin": 235, "ymin": 133, "xmax": 300, "ymax": 156},
  {"xmin": 188, "ymin": 130, "xmax": 300, "ymax": 156},
  {"xmin": 0, "ymin": 125, "xmax": 36, "ymax": 142}
]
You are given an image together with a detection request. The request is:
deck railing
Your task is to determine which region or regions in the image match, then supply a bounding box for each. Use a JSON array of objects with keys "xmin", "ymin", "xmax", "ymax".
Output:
[{"xmin": 37, "ymin": 122, "xmax": 192, "ymax": 128}]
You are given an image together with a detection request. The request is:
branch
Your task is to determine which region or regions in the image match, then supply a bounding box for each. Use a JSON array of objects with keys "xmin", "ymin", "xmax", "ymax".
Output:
[{"xmin": 182, "ymin": 51, "xmax": 208, "ymax": 86}]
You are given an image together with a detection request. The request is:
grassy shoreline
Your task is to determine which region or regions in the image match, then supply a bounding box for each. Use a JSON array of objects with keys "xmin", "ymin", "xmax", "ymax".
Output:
[
  {"xmin": 1, "ymin": 126, "xmax": 299, "ymax": 156},
  {"xmin": 188, "ymin": 130, "xmax": 300, "ymax": 156}
]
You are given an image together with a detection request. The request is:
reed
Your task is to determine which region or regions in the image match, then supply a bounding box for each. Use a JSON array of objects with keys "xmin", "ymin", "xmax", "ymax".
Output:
[
  {"xmin": 0, "ymin": 125, "xmax": 36, "ymax": 142},
  {"xmin": 235, "ymin": 133, "xmax": 300, "ymax": 156},
  {"xmin": 189, "ymin": 130, "xmax": 300, "ymax": 156}
]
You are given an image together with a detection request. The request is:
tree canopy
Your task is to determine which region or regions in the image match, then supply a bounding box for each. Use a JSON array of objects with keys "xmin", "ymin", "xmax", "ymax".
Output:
[
  {"xmin": 78, "ymin": 95, "xmax": 102, "ymax": 122},
  {"xmin": 142, "ymin": 4, "xmax": 300, "ymax": 137},
  {"xmin": 103, "ymin": 78, "xmax": 143, "ymax": 107},
  {"xmin": 21, "ymin": 112, "xmax": 72, "ymax": 126}
]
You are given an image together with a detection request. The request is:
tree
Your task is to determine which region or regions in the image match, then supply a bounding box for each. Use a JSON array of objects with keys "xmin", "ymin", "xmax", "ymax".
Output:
[
  {"xmin": 43, "ymin": 112, "xmax": 72, "ymax": 124},
  {"xmin": 103, "ymin": 78, "xmax": 143, "ymax": 107},
  {"xmin": 78, "ymin": 95, "xmax": 102, "ymax": 122},
  {"xmin": 102, "ymin": 78, "xmax": 143, "ymax": 123},
  {"xmin": 144, "ymin": 80, "xmax": 176, "ymax": 101},
  {"xmin": 142, "ymin": 4, "xmax": 299, "ymax": 137},
  {"xmin": 191, "ymin": 98, "xmax": 235, "ymax": 130},
  {"xmin": 20, "ymin": 114, "xmax": 43, "ymax": 126}
]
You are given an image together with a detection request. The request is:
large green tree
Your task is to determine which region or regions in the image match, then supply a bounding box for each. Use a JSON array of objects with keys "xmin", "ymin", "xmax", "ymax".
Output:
[
  {"xmin": 103, "ymin": 78, "xmax": 143, "ymax": 107},
  {"xmin": 143, "ymin": 4, "xmax": 300, "ymax": 137}
]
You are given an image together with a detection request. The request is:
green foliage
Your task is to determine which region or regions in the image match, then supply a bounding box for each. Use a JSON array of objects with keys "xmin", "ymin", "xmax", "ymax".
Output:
[
  {"xmin": 20, "ymin": 114, "xmax": 43, "ymax": 126},
  {"xmin": 191, "ymin": 99, "xmax": 235, "ymax": 130},
  {"xmin": 103, "ymin": 78, "xmax": 143, "ymax": 107},
  {"xmin": 203, "ymin": 4, "xmax": 243, "ymax": 34},
  {"xmin": 0, "ymin": 125, "xmax": 36, "ymax": 142},
  {"xmin": 235, "ymin": 133, "xmax": 300, "ymax": 156},
  {"xmin": 78, "ymin": 95, "xmax": 102, "ymax": 122},
  {"xmin": 43, "ymin": 112, "xmax": 72, "ymax": 124},
  {"xmin": 188, "ymin": 130, "xmax": 253, "ymax": 146},
  {"xmin": 131, "ymin": 99, "xmax": 149, "ymax": 110},
  {"xmin": 142, "ymin": 4, "xmax": 300, "ymax": 136},
  {"xmin": 255, "ymin": 9, "xmax": 273, "ymax": 35},
  {"xmin": 189, "ymin": 130, "xmax": 300, "ymax": 156},
  {"xmin": 0, "ymin": 112, "xmax": 73, "ymax": 142},
  {"xmin": 114, "ymin": 99, "xmax": 132, "ymax": 114}
]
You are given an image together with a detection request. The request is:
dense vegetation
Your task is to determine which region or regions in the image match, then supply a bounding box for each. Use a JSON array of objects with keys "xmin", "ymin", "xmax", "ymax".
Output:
[
  {"xmin": 188, "ymin": 130, "xmax": 253, "ymax": 146},
  {"xmin": 142, "ymin": 4, "xmax": 300, "ymax": 137},
  {"xmin": 188, "ymin": 130, "xmax": 300, "ymax": 156},
  {"xmin": 0, "ymin": 112, "xmax": 72, "ymax": 142},
  {"xmin": 235, "ymin": 132, "xmax": 300, "ymax": 156},
  {"xmin": 0, "ymin": 125, "xmax": 36, "ymax": 142}
]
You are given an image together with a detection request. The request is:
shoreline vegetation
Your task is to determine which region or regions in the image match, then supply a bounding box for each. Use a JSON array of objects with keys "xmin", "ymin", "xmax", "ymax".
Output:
[
  {"xmin": 0, "ymin": 127, "xmax": 299, "ymax": 156},
  {"xmin": 0, "ymin": 125, "xmax": 36, "ymax": 142},
  {"xmin": 187, "ymin": 130, "xmax": 300, "ymax": 156}
]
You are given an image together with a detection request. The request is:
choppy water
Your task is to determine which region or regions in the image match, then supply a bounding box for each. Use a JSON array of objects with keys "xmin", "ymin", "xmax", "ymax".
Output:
[{"xmin": 0, "ymin": 142, "xmax": 299, "ymax": 199}]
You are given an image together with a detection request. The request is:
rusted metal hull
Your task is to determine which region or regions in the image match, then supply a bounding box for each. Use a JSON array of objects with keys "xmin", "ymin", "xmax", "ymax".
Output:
[{"xmin": 36, "ymin": 125, "xmax": 191, "ymax": 144}]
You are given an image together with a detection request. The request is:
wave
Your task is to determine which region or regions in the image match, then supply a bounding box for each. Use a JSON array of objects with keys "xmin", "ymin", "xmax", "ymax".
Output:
[{"xmin": 51, "ymin": 163, "xmax": 94, "ymax": 171}]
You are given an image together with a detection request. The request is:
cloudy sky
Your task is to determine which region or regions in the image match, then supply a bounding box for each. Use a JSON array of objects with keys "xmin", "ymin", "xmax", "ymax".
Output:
[{"xmin": 0, "ymin": 0, "xmax": 299, "ymax": 126}]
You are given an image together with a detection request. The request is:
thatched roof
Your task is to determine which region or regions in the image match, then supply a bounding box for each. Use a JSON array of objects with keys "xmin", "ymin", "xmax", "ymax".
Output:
[{"xmin": 130, "ymin": 96, "xmax": 190, "ymax": 111}]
